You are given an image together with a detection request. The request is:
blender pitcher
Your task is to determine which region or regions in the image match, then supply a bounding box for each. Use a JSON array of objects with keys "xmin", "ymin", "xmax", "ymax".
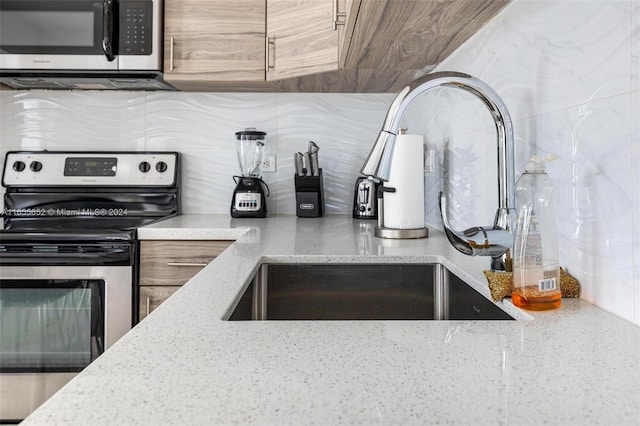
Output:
[{"xmin": 236, "ymin": 128, "xmax": 266, "ymax": 177}]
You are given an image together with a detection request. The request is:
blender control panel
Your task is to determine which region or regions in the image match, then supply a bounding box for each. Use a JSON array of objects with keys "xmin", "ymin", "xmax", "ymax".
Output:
[
  {"xmin": 3, "ymin": 152, "xmax": 178, "ymax": 187},
  {"xmin": 233, "ymin": 192, "xmax": 262, "ymax": 212}
]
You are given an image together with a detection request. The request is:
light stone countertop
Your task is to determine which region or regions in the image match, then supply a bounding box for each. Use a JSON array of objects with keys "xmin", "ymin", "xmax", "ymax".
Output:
[{"xmin": 22, "ymin": 215, "xmax": 640, "ymax": 425}]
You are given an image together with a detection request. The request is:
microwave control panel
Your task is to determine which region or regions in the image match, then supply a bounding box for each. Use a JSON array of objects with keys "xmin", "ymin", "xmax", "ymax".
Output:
[{"xmin": 119, "ymin": 1, "xmax": 153, "ymax": 55}]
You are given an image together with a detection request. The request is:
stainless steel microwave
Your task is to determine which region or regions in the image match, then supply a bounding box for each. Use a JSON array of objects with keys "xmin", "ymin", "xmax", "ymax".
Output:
[{"xmin": 0, "ymin": 0, "xmax": 173, "ymax": 90}]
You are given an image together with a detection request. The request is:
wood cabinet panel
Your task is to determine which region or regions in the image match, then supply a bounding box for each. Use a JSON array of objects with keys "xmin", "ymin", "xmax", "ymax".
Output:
[
  {"xmin": 138, "ymin": 240, "xmax": 232, "ymax": 321},
  {"xmin": 343, "ymin": 0, "xmax": 509, "ymax": 70},
  {"xmin": 139, "ymin": 240, "xmax": 232, "ymax": 287},
  {"xmin": 139, "ymin": 286, "xmax": 181, "ymax": 320},
  {"xmin": 164, "ymin": 0, "xmax": 266, "ymax": 83},
  {"xmin": 163, "ymin": 0, "xmax": 510, "ymax": 92},
  {"xmin": 266, "ymin": 0, "xmax": 339, "ymax": 81},
  {"xmin": 337, "ymin": 0, "xmax": 361, "ymax": 68}
]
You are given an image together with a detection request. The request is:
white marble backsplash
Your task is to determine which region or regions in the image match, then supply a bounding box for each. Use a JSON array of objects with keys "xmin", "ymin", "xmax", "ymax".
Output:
[
  {"xmin": 420, "ymin": 0, "xmax": 640, "ymax": 325},
  {"xmin": 0, "ymin": 92, "xmax": 395, "ymax": 215},
  {"xmin": 1, "ymin": 0, "xmax": 638, "ymax": 324}
]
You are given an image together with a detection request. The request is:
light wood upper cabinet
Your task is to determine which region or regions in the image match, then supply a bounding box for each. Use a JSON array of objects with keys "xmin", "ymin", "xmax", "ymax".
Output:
[
  {"xmin": 163, "ymin": 0, "xmax": 266, "ymax": 84},
  {"xmin": 162, "ymin": 0, "xmax": 511, "ymax": 92},
  {"xmin": 266, "ymin": 0, "xmax": 339, "ymax": 81}
]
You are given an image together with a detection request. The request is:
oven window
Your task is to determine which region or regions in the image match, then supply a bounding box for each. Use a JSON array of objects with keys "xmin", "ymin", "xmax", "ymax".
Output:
[{"xmin": 0, "ymin": 279, "xmax": 105, "ymax": 373}]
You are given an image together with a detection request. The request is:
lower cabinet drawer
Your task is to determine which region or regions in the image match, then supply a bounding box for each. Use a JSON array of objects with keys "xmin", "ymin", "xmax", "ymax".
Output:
[
  {"xmin": 137, "ymin": 240, "xmax": 233, "ymax": 322},
  {"xmin": 139, "ymin": 286, "xmax": 181, "ymax": 320},
  {"xmin": 139, "ymin": 240, "xmax": 232, "ymax": 286}
]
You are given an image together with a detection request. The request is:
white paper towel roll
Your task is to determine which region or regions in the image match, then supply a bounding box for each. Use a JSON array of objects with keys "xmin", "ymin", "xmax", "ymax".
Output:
[{"xmin": 383, "ymin": 133, "xmax": 425, "ymax": 229}]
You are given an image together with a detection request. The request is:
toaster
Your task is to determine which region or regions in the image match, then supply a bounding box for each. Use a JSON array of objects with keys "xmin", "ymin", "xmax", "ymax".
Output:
[{"xmin": 352, "ymin": 176, "xmax": 379, "ymax": 219}]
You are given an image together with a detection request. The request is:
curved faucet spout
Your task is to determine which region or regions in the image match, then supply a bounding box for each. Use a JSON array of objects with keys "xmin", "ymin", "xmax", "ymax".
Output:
[
  {"xmin": 438, "ymin": 192, "xmax": 513, "ymax": 258},
  {"xmin": 360, "ymin": 71, "xmax": 516, "ymax": 269}
]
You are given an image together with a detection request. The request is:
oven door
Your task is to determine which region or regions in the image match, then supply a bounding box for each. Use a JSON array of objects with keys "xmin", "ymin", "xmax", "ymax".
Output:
[{"xmin": 0, "ymin": 266, "xmax": 132, "ymax": 422}]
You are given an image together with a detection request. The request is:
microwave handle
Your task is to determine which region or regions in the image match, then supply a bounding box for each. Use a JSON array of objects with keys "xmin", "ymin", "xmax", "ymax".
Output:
[{"xmin": 102, "ymin": 0, "xmax": 115, "ymax": 61}]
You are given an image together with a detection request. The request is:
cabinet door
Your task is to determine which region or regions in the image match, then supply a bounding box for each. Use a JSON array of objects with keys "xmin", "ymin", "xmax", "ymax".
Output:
[
  {"xmin": 337, "ymin": 0, "xmax": 361, "ymax": 68},
  {"xmin": 138, "ymin": 240, "xmax": 232, "ymax": 322},
  {"xmin": 266, "ymin": 0, "xmax": 339, "ymax": 81},
  {"xmin": 139, "ymin": 286, "xmax": 181, "ymax": 320},
  {"xmin": 164, "ymin": 0, "xmax": 266, "ymax": 83}
]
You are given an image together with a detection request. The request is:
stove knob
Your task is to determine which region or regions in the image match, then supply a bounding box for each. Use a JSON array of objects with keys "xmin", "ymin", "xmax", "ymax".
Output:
[
  {"xmin": 30, "ymin": 161, "xmax": 43, "ymax": 172},
  {"xmin": 155, "ymin": 161, "xmax": 168, "ymax": 173},
  {"xmin": 12, "ymin": 160, "xmax": 26, "ymax": 172},
  {"xmin": 138, "ymin": 161, "xmax": 151, "ymax": 173}
]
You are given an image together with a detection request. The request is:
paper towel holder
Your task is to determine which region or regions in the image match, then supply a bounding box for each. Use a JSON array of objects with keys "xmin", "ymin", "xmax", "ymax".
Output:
[{"xmin": 375, "ymin": 185, "xmax": 429, "ymax": 239}]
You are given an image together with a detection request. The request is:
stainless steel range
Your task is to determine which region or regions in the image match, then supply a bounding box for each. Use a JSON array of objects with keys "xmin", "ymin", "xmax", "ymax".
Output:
[{"xmin": 0, "ymin": 151, "xmax": 180, "ymax": 422}]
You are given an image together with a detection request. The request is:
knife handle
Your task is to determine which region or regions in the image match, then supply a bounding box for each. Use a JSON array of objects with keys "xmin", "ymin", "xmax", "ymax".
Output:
[
  {"xmin": 302, "ymin": 152, "xmax": 311, "ymax": 176},
  {"xmin": 294, "ymin": 152, "xmax": 305, "ymax": 176}
]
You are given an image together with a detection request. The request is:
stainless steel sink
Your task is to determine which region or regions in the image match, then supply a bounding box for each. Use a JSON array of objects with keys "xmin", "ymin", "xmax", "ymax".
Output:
[{"xmin": 227, "ymin": 264, "xmax": 514, "ymax": 321}]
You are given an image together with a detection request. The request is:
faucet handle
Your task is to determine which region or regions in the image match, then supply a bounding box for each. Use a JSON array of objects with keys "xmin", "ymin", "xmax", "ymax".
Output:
[{"xmin": 439, "ymin": 192, "xmax": 513, "ymax": 258}]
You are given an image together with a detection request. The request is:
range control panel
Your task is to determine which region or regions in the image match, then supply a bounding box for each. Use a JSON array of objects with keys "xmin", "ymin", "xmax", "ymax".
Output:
[
  {"xmin": 65, "ymin": 157, "xmax": 118, "ymax": 177},
  {"xmin": 2, "ymin": 152, "xmax": 178, "ymax": 187}
]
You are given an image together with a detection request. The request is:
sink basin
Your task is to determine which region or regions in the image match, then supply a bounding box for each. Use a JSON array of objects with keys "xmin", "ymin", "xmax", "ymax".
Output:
[{"xmin": 227, "ymin": 263, "xmax": 514, "ymax": 321}]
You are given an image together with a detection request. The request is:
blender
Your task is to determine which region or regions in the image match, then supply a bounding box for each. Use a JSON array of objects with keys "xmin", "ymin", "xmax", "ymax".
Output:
[{"xmin": 230, "ymin": 128, "xmax": 269, "ymax": 218}]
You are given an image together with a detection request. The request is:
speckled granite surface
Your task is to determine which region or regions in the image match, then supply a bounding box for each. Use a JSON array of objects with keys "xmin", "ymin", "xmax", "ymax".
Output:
[{"xmin": 23, "ymin": 215, "xmax": 640, "ymax": 425}]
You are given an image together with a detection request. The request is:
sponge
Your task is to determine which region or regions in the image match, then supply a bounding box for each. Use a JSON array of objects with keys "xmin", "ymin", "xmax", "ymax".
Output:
[{"xmin": 483, "ymin": 267, "xmax": 581, "ymax": 302}]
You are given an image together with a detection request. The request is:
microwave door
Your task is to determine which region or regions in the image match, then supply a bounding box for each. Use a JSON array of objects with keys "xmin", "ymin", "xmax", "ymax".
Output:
[{"xmin": 0, "ymin": 0, "xmax": 118, "ymax": 70}]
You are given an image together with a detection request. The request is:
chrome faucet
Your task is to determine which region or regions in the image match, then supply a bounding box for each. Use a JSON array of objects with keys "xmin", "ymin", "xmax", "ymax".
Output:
[{"xmin": 360, "ymin": 71, "xmax": 516, "ymax": 270}]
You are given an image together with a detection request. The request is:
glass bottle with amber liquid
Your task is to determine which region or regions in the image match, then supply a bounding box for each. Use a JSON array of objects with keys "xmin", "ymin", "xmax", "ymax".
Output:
[{"xmin": 512, "ymin": 155, "xmax": 561, "ymax": 310}]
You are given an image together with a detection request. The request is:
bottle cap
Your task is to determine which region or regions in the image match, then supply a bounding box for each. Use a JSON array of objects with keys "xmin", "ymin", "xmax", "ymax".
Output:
[
  {"xmin": 525, "ymin": 155, "xmax": 545, "ymax": 172},
  {"xmin": 524, "ymin": 153, "xmax": 557, "ymax": 172}
]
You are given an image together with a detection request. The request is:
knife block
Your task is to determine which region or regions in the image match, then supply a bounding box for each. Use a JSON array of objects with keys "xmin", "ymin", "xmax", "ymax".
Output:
[{"xmin": 294, "ymin": 169, "xmax": 325, "ymax": 217}]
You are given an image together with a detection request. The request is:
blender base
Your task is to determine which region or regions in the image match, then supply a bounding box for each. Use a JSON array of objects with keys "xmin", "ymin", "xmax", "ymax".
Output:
[{"xmin": 230, "ymin": 177, "xmax": 268, "ymax": 218}]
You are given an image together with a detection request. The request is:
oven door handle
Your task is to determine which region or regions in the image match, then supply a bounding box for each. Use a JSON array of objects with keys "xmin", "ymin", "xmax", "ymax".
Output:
[{"xmin": 0, "ymin": 246, "xmax": 131, "ymax": 266}]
